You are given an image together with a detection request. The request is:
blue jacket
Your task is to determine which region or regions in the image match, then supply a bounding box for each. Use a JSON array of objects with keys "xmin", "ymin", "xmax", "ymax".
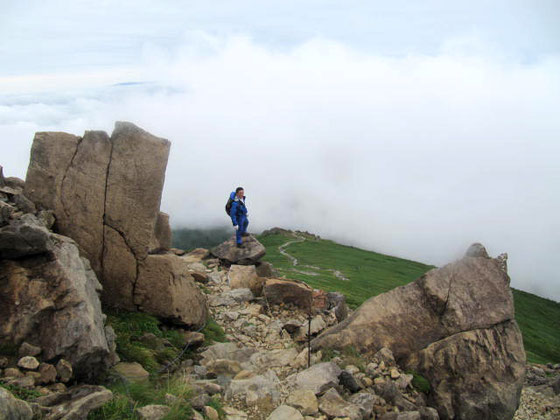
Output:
[{"xmin": 229, "ymin": 191, "xmax": 248, "ymax": 226}]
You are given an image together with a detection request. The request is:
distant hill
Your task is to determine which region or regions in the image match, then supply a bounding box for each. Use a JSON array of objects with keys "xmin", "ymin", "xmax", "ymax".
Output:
[
  {"xmin": 257, "ymin": 229, "xmax": 560, "ymax": 365},
  {"xmin": 172, "ymin": 226, "xmax": 232, "ymax": 251}
]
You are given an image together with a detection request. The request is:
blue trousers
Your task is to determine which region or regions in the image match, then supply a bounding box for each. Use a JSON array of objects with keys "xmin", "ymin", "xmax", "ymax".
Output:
[{"xmin": 236, "ymin": 218, "xmax": 249, "ymax": 244}]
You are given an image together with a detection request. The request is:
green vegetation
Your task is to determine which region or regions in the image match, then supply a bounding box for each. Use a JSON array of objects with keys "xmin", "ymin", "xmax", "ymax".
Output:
[
  {"xmin": 201, "ymin": 318, "xmax": 227, "ymax": 345},
  {"xmin": 258, "ymin": 230, "xmax": 560, "ymax": 364},
  {"xmin": 406, "ymin": 370, "xmax": 431, "ymax": 394},
  {"xmin": 512, "ymin": 289, "xmax": 560, "ymax": 364},
  {"xmin": 88, "ymin": 377, "xmax": 194, "ymax": 420},
  {"xmin": 0, "ymin": 382, "xmax": 42, "ymax": 401},
  {"xmin": 92, "ymin": 310, "xmax": 228, "ymax": 419},
  {"xmin": 258, "ymin": 231, "xmax": 435, "ymax": 309},
  {"xmin": 105, "ymin": 311, "xmax": 185, "ymax": 373},
  {"xmin": 172, "ymin": 227, "xmax": 231, "ymax": 251}
]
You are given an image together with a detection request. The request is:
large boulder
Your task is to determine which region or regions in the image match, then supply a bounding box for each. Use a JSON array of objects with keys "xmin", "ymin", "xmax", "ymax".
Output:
[
  {"xmin": 0, "ymin": 233, "xmax": 115, "ymax": 380},
  {"xmin": 134, "ymin": 254, "xmax": 208, "ymax": 328},
  {"xmin": 264, "ymin": 278, "xmax": 313, "ymax": 309},
  {"xmin": 228, "ymin": 265, "xmax": 264, "ymax": 296},
  {"xmin": 312, "ymin": 243, "xmax": 525, "ymax": 419},
  {"xmin": 23, "ymin": 122, "xmax": 208, "ymax": 321},
  {"xmin": 211, "ymin": 234, "xmax": 266, "ymax": 265},
  {"xmin": 405, "ymin": 320, "xmax": 525, "ymax": 420}
]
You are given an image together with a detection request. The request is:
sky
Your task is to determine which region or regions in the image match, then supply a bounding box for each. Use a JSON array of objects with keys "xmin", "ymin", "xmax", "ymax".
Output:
[{"xmin": 1, "ymin": 0, "xmax": 559, "ymax": 301}]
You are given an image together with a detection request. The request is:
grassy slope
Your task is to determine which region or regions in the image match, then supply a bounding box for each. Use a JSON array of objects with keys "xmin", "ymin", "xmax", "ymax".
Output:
[{"xmin": 258, "ymin": 231, "xmax": 560, "ymax": 364}]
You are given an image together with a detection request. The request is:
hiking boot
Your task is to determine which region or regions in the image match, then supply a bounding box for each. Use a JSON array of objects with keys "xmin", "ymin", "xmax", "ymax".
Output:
[
  {"xmin": 241, "ymin": 232, "xmax": 250, "ymax": 237},
  {"xmin": 236, "ymin": 243, "xmax": 245, "ymax": 249}
]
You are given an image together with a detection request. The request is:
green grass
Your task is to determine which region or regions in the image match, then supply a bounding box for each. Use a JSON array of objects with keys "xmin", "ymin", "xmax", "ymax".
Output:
[
  {"xmin": 258, "ymin": 230, "xmax": 560, "ymax": 364},
  {"xmin": 258, "ymin": 231, "xmax": 435, "ymax": 309},
  {"xmin": 201, "ymin": 318, "xmax": 227, "ymax": 345},
  {"xmin": 0, "ymin": 382, "xmax": 42, "ymax": 401},
  {"xmin": 88, "ymin": 376, "xmax": 194, "ymax": 420}
]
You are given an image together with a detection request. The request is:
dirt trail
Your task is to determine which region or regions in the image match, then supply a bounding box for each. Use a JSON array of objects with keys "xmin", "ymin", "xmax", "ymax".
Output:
[{"xmin": 278, "ymin": 233, "xmax": 349, "ymax": 281}]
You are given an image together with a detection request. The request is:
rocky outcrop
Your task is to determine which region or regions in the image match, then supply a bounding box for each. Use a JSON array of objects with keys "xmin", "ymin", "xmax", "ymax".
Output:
[
  {"xmin": 228, "ymin": 265, "xmax": 264, "ymax": 296},
  {"xmin": 23, "ymin": 122, "xmax": 207, "ymax": 326},
  {"xmin": 0, "ymin": 231, "xmax": 115, "ymax": 380},
  {"xmin": 211, "ymin": 234, "xmax": 266, "ymax": 265},
  {"xmin": 312, "ymin": 243, "xmax": 526, "ymax": 419}
]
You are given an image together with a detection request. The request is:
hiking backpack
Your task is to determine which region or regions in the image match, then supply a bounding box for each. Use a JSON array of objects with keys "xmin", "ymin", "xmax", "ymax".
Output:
[{"xmin": 225, "ymin": 197, "xmax": 234, "ymax": 215}]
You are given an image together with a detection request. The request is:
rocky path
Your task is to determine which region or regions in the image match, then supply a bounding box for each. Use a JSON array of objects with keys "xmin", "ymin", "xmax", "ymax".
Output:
[{"xmin": 278, "ymin": 233, "xmax": 350, "ymax": 282}]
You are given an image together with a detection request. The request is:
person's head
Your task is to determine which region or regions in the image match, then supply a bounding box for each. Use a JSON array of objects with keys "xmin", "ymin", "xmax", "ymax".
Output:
[{"xmin": 235, "ymin": 187, "xmax": 244, "ymax": 198}]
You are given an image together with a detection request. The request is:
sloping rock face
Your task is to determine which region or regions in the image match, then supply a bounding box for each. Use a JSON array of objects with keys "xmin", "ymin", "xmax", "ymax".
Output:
[
  {"xmin": 211, "ymin": 234, "xmax": 266, "ymax": 265},
  {"xmin": 0, "ymin": 224, "xmax": 114, "ymax": 380},
  {"xmin": 312, "ymin": 243, "xmax": 526, "ymax": 420},
  {"xmin": 24, "ymin": 122, "xmax": 207, "ymax": 327}
]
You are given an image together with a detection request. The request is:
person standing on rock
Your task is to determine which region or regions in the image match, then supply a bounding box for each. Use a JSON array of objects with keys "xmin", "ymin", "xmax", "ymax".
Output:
[{"xmin": 229, "ymin": 187, "xmax": 249, "ymax": 248}]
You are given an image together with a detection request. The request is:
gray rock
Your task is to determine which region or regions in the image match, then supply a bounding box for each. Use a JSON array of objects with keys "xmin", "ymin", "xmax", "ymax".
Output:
[
  {"xmin": 290, "ymin": 362, "xmax": 341, "ymax": 395},
  {"xmin": 0, "ymin": 233, "xmax": 114, "ymax": 381},
  {"xmin": 0, "ymin": 214, "xmax": 53, "ymax": 259},
  {"xmin": 267, "ymin": 405, "xmax": 304, "ymax": 420},
  {"xmin": 136, "ymin": 404, "xmax": 171, "ymax": 420},
  {"xmin": 419, "ymin": 406, "xmax": 440, "ymax": 420},
  {"xmin": 226, "ymin": 370, "xmax": 280, "ymax": 411},
  {"xmin": 191, "ymin": 393, "xmax": 211, "ymax": 411},
  {"xmin": 0, "ymin": 386, "xmax": 33, "ymax": 419},
  {"xmin": 56, "ymin": 359, "xmax": 73, "ymax": 383},
  {"xmin": 18, "ymin": 342, "xmax": 41, "ymax": 357},
  {"xmin": 339, "ymin": 370, "xmax": 361, "ymax": 393},
  {"xmin": 318, "ymin": 388, "xmax": 362, "ymax": 420},
  {"xmin": 34, "ymin": 384, "xmax": 112, "ymax": 420},
  {"xmin": 380, "ymin": 412, "xmax": 422, "ymax": 420},
  {"xmin": 211, "ymin": 234, "xmax": 266, "ymax": 265},
  {"xmin": 348, "ymin": 392, "xmax": 377, "ymax": 419},
  {"xmin": 17, "ymin": 356, "xmax": 39, "ymax": 370},
  {"xmin": 286, "ymin": 389, "xmax": 318, "ymax": 415}
]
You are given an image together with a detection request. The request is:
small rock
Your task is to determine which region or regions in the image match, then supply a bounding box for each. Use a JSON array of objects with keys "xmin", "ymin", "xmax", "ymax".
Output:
[
  {"xmin": 339, "ymin": 370, "xmax": 361, "ymax": 393},
  {"xmin": 38, "ymin": 363, "xmax": 57, "ymax": 384},
  {"xmin": 18, "ymin": 342, "xmax": 42, "ymax": 357},
  {"xmin": 191, "ymin": 393, "xmax": 211, "ymax": 411},
  {"xmin": 204, "ymin": 405, "xmax": 220, "ymax": 420},
  {"xmin": 17, "ymin": 356, "xmax": 39, "ymax": 370},
  {"xmin": 0, "ymin": 356, "xmax": 8, "ymax": 368},
  {"xmin": 419, "ymin": 406, "xmax": 439, "ymax": 420},
  {"xmin": 390, "ymin": 368, "xmax": 400, "ymax": 379},
  {"xmin": 286, "ymin": 389, "xmax": 319, "ymax": 415},
  {"xmin": 374, "ymin": 347, "xmax": 395, "ymax": 366},
  {"xmin": 56, "ymin": 359, "xmax": 73, "ymax": 383},
  {"xmin": 136, "ymin": 404, "xmax": 170, "ymax": 420},
  {"xmin": 112, "ymin": 362, "xmax": 148, "ymax": 383},
  {"xmin": 267, "ymin": 405, "xmax": 304, "ymax": 420},
  {"xmin": 318, "ymin": 388, "xmax": 362, "ymax": 420}
]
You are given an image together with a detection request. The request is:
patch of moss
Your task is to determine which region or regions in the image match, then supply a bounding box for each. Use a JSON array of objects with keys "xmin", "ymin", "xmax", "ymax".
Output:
[
  {"xmin": 0, "ymin": 382, "xmax": 42, "ymax": 401},
  {"xmin": 406, "ymin": 370, "xmax": 431, "ymax": 394},
  {"xmin": 201, "ymin": 318, "xmax": 227, "ymax": 345}
]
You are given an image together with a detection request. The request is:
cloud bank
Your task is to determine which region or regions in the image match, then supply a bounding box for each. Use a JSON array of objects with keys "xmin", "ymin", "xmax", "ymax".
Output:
[{"xmin": 1, "ymin": 35, "xmax": 559, "ymax": 300}]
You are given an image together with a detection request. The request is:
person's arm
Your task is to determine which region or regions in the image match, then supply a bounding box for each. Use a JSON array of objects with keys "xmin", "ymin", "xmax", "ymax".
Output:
[{"xmin": 230, "ymin": 201, "xmax": 239, "ymax": 226}]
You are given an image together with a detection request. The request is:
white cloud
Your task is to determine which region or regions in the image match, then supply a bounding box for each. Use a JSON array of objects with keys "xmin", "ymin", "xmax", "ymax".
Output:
[{"xmin": 1, "ymin": 34, "xmax": 559, "ymax": 301}]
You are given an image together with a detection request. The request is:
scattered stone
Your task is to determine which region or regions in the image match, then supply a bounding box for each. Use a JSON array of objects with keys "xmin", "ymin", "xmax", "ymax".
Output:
[
  {"xmin": 38, "ymin": 363, "xmax": 57, "ymax": 384},
  {"xmin": 36, "ymin": 384, "xmax": 113, "ymax": 419},
  {"xmin": 112, "ymin": 362, "xmax": 149, "ymax": 382},
  {"xmin": 4, "ymin": 367, "xmax": 23, "ymax": 378},
  {"xmin": 286, "ymin": 389, "xmax": 319, "ymax": 415},
  {"xmin": 17, "ymin": 356, "xmax": 39, "ymax": 370},
  {"xmin": 18, "ymin": 342, "xmax": 42, "ymax": 357},
  {"xmin": 56, "ymin": 359, "xmax": 73, "ymax": 383},
  {"xmin": 136, "ymin": 404, "xmax": 171, "ymax": 420},
  {"xmin": 204, "ymin": 405, "xmax": 220, "ymax": 420},
  {"xmin": 339, "ymin": 370, "xmax": 361, "ymax": 393},
  {"xmin": 318, "ymin": 388, "xmax": 362, "ymax": 420},
  {"xmin": 290, "ymin": 362, "xmax": 341, "ymax": 395},
  {"xmin": 267, "ymin": 404, "xmax": 304, "ymax": 420},
  {"xmin": 191, "ymin": 393, "xmax": 211, "ymax": 411}
]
